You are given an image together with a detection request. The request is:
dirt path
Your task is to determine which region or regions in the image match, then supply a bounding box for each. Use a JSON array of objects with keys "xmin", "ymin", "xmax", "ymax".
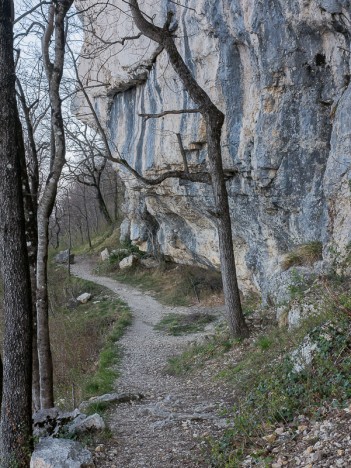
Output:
[{"xmin": 72, "ymin": 259, "xmax": 231, "ymax": 467}]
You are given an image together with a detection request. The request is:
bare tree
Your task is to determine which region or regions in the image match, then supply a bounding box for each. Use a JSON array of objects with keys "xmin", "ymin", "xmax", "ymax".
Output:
[
  {"xmin": 0, "ymin": 0, "xmax": 33, "ymax": 464},
  {"xmin": 65, "ymin": 121, "xmax": 114, "ymax": 226},
  {"xmin": 36, "ymin": 0, "xmax": 74, "ymax": 409}
]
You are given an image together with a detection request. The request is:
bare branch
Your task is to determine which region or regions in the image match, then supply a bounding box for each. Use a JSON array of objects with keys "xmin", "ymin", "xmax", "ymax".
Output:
[
  {"xmin": 114, "ymin": 156, "xmax": 211, "ymax": 185},
  {"xmin": 139, "ymin": 108, "xmax": 200, "ymax": 120},
  {"xmin": 14, "ymin": 1, "xmax": 51, "ymax": 24}
]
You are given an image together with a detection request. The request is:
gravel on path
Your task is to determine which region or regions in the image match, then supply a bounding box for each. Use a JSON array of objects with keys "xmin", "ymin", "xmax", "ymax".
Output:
[{"xmin": 72, "ymin": 259, "xmax": 230, "ymax": 467}]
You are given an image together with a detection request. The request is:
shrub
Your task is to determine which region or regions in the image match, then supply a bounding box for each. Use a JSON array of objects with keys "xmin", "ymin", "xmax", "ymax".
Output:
[{"xmin": 282, "ymin": 241, "xmax": 323, "ymax": 270}]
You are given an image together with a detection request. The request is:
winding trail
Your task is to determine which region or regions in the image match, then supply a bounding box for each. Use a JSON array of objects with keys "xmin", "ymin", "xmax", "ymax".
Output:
[{"xmin": 72, "ymin": 258, "xmax": 231, "ymax": 467}]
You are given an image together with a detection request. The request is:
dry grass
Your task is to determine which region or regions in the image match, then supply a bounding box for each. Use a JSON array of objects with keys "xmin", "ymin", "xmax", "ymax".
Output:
[
  {"xmin": 48, "ymin": 264, "xmax": 131, "ymax": 409},
  {"xmin": 281, "ymin": 241, "xmax": 323, "ymax": 271},
  {"xmin": 112, "ymin": 263, "xmax": 223, "ymax": 307}
]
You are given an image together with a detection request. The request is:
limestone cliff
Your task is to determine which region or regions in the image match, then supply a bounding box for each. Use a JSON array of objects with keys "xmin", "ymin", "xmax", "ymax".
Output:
[{"xmin": 76, "ymin": 0, "xmax": 351, "ymax": 300}]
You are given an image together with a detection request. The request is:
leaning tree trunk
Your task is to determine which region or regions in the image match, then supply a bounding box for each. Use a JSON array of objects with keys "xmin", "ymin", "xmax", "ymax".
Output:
[
  {"xmin": 37, "ymin": 0, "xmax": 73, "ymax": 409},
  {"xmin": 129, "ymin": 1, "xmax": 249, "ymax": 337},
  {"xmin": 95, "ymin": 184, "xmax": 113, "ymax": 226},
  {"xmin": 0, "ymin": 0, "xmax": 33, "ymax": 464},
  {"xmin": 17, "ymin": 78, "xmax": 41, "ymax": 411}
]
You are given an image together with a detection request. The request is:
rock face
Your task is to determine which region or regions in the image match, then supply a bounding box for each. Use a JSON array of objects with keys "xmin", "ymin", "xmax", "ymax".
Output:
[
  {"xmin": 30, "ymin": 438, "xmax": 94, "ymax": 468},
  {"xmin": 76, "ymin": 0, "xmax": 351, "ymax": 299}
]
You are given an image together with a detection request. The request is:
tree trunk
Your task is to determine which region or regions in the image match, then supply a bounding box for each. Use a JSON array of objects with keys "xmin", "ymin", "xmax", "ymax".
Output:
[
  {"xmin": 114, "ymin": 172, "xmax": 119, "ymax": 221},
  {"xmin": 82, "ymin": 186, "xmax": 92, "ymax": 248},
  {"xmin": 0, "ymin": 1, "xmax": 33, "ymax": 464},
  {"xmin": 36, "ymin": 213, "xmax": 55, "ymax": 408},
  {"xmin": 17, "ymin": 77, "xmax": 41, "ymax": 410},
  {"xmin": 20, "ymin": 140, "xmax": 41, "ymax": 412},
  {"xmin": 129, "ymin": 1, "xmax": 249, "ymax": 337},
  {"xmin": 95, "ymin": 185, "xmax": 113, "ymax": 226},
  {"xmin": 37, "ymin": 0, "xmax": 73, "ymax": 409}
]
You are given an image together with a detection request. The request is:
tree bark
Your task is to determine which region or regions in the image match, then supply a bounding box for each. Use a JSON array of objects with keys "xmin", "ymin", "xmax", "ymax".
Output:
[
  {"xmin": 17, "ymin": 77, "xmax": 41, "ymax": 411},
  {"xmin": 37, "ymin": 0, "xmax": 73, "ymax": 409},
  {"xmin": 129, "ymin": 1, "xmax": 249, "ymax": 337},
  {"xmin": 95, "ymin": 184, "xmax": 113, "ymax": 226},
  {"xmin": 0, "ymin": 0, "xmax": 33, "ymax": 464}
]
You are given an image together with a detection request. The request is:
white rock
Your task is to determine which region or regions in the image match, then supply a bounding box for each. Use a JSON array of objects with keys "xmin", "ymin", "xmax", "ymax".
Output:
[
  {"xmin": 30, "ymin": 438, "xmax": 94, "ymax": 467},
  {"xmin": 119, "ymin": 254, "xmax": 138, "ymax": 270},
  {"xmin": 101, "ymin": 248, "xmax": 110, "ymax": 261},
  {"xmin": 76, "ymin": 293, "xmax": 92, "ymax": 304},
  {"xmin": 68, "ymin": 413, "xmax": 105, "ymax": 434},
  {"xmin": 291, "ymin": 337, "xmax": 318, "ymax": 373}
]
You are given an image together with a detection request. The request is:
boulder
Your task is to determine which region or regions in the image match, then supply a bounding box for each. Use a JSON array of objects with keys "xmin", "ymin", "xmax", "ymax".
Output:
[
  {"xmin": 33, "ymin": 407, "xmax": 81, "ymax": 438},
  {"xmin": 54, "ymin": 250, "xmax": 74, "ymax": 265},
  {"xmin": 76, "ymin": 293, "xmax": 92, "ymax": 304},
  {"xmin": 79, "ymin": 392, "xmax": 144, "ymax": 412},
  {"xmin": 119, "ymin": 254, "xmax": 138, "ymax": 270},
  {"xmin": 68, "ymin": 413, "xmax": 105, "ymax": 435},
  {"xmin": 30, "ymin": 438, "xmax": 94, "ymax": 468},
  {"xmin": 100, "ymin": 248, "xmax": 110, "ymax": 261}
]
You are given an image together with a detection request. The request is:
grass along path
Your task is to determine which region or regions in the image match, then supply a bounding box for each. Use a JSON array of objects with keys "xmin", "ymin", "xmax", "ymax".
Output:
[{"xmin": 71, "ymin": 256, "xmax": 231, "ymax": 467}]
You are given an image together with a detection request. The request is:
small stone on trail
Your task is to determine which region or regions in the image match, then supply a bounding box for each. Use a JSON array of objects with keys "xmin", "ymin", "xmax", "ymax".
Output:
[{"xmin": 263, "ymin": 433, "xmax": 277, "ymax": 443}]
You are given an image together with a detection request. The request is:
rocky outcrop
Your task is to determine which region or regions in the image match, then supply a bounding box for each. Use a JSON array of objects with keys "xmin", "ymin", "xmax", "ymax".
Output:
[{"xmin": 76, "ymin": 0, "xmax": 351, "ymax": 299}]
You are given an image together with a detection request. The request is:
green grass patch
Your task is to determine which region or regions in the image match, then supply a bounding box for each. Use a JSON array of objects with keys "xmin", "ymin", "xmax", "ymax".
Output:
[
  {"xmin": 166, "ymin": 330, "xmax": 239, "ymax": 375},
  {"xmin": 84, "ymin": 401, "xmax": 111, "ymax": 416},
  {"xmin": 48, "ymin": 264, "xmax": 132, "ymax": 410},
  {"xmin": 155, "ymin": 312, "xmax": 216, "ymax": 336},
  {"xmin": 110, "ymin": 263, "xmax": 223, "ymax": 307},
  {"xmin": 243, "ymin": 292, "xmax": 261, "ymax": 316},
  {"xmin": 209, "ymin": 308, "xmax": 351, "ymax": 466},
  {"xmin": 83, "ymin": 303, "xmax": 131, "ymax": 398}
]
